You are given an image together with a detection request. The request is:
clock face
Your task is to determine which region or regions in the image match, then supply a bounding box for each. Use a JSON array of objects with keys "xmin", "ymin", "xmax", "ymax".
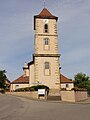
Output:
[{"xmin": 44, "ymin": 19, "xmax": 48, "ymax": 23}]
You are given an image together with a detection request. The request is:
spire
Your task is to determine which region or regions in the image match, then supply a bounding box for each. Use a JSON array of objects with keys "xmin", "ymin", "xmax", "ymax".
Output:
[{"xmin": 34, "ymin": 8, "xmax": 58, "ymax": 20}]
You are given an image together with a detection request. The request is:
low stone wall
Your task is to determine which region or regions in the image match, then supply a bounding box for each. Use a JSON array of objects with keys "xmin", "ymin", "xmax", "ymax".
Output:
[
  {"xmin": 75, "ymin": 91, "xmax": 88, "ymax": 101},
  {"xmin": 61, "ymin": 91, "xmax": 75, "ymax": 102},
  {"xmin": 6, "ymin": 92, "xmax": 38, "ymax": 99},
  {"xmin": 6, "ymin": 91, "xmax": 88, "ymax": 102},
  {"xmin": 61, "ymin": 91, "xmax": 88, "ymax": 102}
]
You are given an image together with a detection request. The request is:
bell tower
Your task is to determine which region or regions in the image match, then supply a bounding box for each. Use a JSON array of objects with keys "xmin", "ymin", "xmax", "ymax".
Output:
[{"xmin": 33, "ymin": 8, "xmax": 60, "ymax": 91}]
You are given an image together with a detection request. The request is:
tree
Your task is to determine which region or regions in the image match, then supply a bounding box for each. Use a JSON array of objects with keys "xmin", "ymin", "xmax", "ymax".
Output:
[
  {"xmin": 85, "ymin": 80, "xmax": 90, "ymax": 95},
  {"xmin": 74, "ymin": 72, "xmax": 90, "ymax": 95},
  {"xmin": 0, "ymin": 70, "xmax": 7, "ymax": 89},
  {"xmin": 74, "ymin": 72, "xmax": 90, "ymax": 88}
]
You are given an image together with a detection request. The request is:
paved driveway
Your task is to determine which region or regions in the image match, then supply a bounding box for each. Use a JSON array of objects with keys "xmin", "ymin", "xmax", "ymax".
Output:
[{"xmin": 0, "ymin": 94, "xmax": 90, "ymax": 120}]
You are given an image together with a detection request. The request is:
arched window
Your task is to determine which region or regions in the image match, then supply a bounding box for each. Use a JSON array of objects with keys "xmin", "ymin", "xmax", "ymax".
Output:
[
  {"xmin": 44, "ymin": 38, "xmax": 49, "ymax": 45},
  {"xmin": 44, "ymin": 38, "xmax": 50, "ymax": 50},
  {"xmin": 45, "ymin": 62, "xmax": 49, "ymax": 69},
  {"xmin": 44, "ymin": 62, "xmax": 50, "ymax": 76},
  {"xmin": 44, "ymin": 24, "xmax": 48, "ymax": 33}
]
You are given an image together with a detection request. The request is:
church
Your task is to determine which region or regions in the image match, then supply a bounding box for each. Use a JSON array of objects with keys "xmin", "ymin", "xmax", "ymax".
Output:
[{"xmin": 11, "ymin": 8, "xmax": 74, "ymax": 92}]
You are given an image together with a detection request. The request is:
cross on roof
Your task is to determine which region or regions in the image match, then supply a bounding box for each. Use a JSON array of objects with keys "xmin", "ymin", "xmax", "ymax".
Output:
[{"xmin": 44, "ymin": 0, "xmax": 46, "ymax": 8}]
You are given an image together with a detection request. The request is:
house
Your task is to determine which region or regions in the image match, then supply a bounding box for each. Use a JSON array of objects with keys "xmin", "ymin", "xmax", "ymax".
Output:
[
  {"xmin": 11, "ymin": 8, "xmax": 74, "ymax": 92},
  {"xmin": 60, "ymin": 74, "xmax": 74, "ymax": 90},
  {"xmin": 11, "ymin": 75, "xmax": 29, "ymax": 91}
]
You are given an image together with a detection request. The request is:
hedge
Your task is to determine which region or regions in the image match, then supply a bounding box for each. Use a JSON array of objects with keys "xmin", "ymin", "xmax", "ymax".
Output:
[{"xmin": 14, "ymin": 85, "xmax": 49, "ymax": 92}]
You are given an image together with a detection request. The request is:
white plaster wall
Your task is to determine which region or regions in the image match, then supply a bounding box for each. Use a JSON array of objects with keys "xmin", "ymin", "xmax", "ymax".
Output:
[
  {"xmin": 29, "ymin": 64, "xmax": 34, "ymax": 87},
  {"xmin": 61, "ymin": 83, "xmax": 74, "ymax": 90},
  {"xmin": 11, "ymin": 84, "xmax": 29, "ymax": 91}
]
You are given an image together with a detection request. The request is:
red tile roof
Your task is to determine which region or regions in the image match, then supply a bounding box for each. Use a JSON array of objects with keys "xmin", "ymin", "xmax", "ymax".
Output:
[
  {"xmin": 12, "ymin": 74, "xmax": 73, "ymax": 84},
  {"xmin": 12, "ymin": 75, "xmax": 29, "ymax": 84},
  {"xmin": 60, "ymin": 74, "xmax": 73, "ymax": 83},
  {"xmin": 34, "ymin": 8, "xmax": 58, "ymax": 20}
]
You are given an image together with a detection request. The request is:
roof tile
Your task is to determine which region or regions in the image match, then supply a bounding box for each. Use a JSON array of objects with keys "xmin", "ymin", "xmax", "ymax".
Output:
[
  {"xmin": 34, "ymin": 8, "xmax": 58, "ymax": 20},
  {"xmin": 60, "ymin": 74, "xmax": 73, "ymax": 83},
  {"xmin": 12, "ymin": 75, "xmax": 29, "ymax": 84}
]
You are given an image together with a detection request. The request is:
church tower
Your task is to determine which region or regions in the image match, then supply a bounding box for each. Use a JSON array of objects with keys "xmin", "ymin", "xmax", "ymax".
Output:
[{"xmin": 33, "ymin": 8, "xmax": 60, "ymax": 91}]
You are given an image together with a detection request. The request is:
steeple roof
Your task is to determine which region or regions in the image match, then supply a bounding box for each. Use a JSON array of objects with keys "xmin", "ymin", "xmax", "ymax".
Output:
[{"xmin": 34, "ymin": 8, "xmax": 58, "ymax": 20}]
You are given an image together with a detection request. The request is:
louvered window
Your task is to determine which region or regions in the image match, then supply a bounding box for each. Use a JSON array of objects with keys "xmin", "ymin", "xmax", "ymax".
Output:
[{"xmin": 44, "ymin": 24, "xmax": 48, "ymax": 33}]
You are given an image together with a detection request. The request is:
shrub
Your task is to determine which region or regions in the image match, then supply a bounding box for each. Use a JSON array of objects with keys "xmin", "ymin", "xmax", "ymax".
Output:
[
  {"xmin": 61, "ymin": 88, "xmax": 66, "ymax": 91},
  {"xmin": 71, "ymin": 87, "xmax": 87, "ymax": 91},
  {"xmin": 15, "ymin": 88, "xmax": 25, "ymax": 92},
  {"xmin": 24, "ymin": 87, "xmax": 34, "ymax": 91},
  {"xmin": 0, "ymin": 89, "xmax": 5, "ymax": 94},
  {"xmin": 30, "ymin": 85, "xmax": 49, "ymax": 92},
  {"xmin": 87, "ymin": 88, "xmax": 90, "ymax": 96},
  {"xmin": 14, "ymin": 85, "xmax": 49, "ymax": 93}
]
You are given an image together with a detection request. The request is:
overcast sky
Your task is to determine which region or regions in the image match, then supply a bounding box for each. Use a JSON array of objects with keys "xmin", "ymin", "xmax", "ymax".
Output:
[{"xmin": 0, "ymin": 0, "xmax": 90, "ymax": 81}]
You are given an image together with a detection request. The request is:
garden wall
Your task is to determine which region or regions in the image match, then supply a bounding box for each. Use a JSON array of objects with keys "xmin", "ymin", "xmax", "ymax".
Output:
[
  {"xmin": 75, "ymin": 91, "xmax": 88, "ymax": 102},
  {"xmin": 61, "ymin": 90, "xmax": 88, "ymax": 102},
  {"xmin": 6, "ymin": 92, "xmax": 38, "ymax": 99}
]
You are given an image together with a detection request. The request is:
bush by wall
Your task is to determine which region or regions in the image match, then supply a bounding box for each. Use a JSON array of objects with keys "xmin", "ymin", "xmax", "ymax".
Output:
[
  {"xmin": 14, "ymin": 87, "xmax": 34, "ymax": 92},
  {"xmin": 0, "ymin": 89, "xmax": 5, "ymax": 94},
  {"xmin": 61, "ymin": 88, "xmax": 66, "ymax": 91},
  {"xmin": 14, "ymin": 85, "xmax": 49, "ymax": 93},
  {"xmin": 30, "ymin": 85, "xmax": 49, "ymax": 91},
  {"xmin": 71, "ymin": 87, "xmax": 87, "ymax": 91}
]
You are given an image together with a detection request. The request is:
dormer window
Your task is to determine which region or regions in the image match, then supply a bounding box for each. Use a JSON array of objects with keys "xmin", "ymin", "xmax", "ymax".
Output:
[{"xmin": 44, "ymin": 24, "xmax": 48, "ymax": 33}]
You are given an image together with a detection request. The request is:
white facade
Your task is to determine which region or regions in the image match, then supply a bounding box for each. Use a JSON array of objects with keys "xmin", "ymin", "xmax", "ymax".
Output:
[
  {"xmin": 11, "ymin": 83, "xmax": 29, "ymax": 91},
  {"xmin": 29, "ymin": 63, "xmax": 34, "ymax": 86},
  {"xmin": 61, "ymin": 83, "xmax": 74, "ymax": 90}
]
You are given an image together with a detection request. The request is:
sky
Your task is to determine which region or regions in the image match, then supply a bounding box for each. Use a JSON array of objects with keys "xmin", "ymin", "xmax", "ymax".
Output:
[{"xmin": 0, "ymin": 0, "xmax": 90, "ymax": 81}]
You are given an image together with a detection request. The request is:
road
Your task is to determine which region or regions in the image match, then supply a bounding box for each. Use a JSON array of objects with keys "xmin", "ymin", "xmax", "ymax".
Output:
[{"xmin": 0, "ymin": 94, "xmax": 90, "ymax": 120}]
